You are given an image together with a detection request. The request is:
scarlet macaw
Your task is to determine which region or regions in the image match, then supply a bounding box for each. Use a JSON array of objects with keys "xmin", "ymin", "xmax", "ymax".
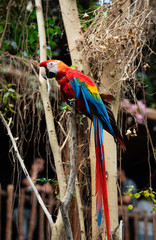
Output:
[{"xmin": 40, "ymin": 60, "xmax": 125, "ymax": 240}]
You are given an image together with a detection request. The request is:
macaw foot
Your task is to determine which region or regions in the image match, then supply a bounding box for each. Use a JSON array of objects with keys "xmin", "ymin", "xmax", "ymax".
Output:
[
  {"xmin": 68, "ymin": 98, "xmax": 77, "ymax": 106},
  {"xmin": 67, "ymin": 99, "xmax": 79, "ymax": 117}
]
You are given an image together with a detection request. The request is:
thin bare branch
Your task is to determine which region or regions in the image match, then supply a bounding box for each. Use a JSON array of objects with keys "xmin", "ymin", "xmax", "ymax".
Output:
[
  {"xmin": 0, "ymin": 0, "xmax": 14, "ymax": 48},
  {"xmin": 0, "ymin": 111, "xmax": 53, "ymax": 227},
  {"xmin": 60, "ymin": 131, "xmax": 70, "ymax": 152},
  {"xmin": 60, "ymin": 107, "xmax": 77, "ymax": 240},
  {"xmin": 75, "ymin": 176, "xmax": 86, "ymax": 240}
]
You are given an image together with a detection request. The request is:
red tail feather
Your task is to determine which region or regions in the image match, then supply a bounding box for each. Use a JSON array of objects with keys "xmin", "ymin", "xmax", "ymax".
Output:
[{"xmin": 95, "ymin": 117, "xmax": 112, "ymax": 240}]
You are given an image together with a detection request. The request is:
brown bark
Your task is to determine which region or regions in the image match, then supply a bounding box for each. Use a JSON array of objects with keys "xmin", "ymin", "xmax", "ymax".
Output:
[
  {"xmin": 101, "ymin": 62, "xmax": 121, "ymax": 237},
  {"xmin": 58, "ymin": 1, "xmax": 89, "ymax": 239},
  {"xmin": 5, "ymin": 185, "xmax": 14, "ymax": 240},
  {"xmin": 58, "ymin": 0, "xmax": 90, "ymax": 75},
  {"xmin": 18, "ymin": 189, "xmax": 25, "ymax": 240},
  {"xmin": 89, "ymin": 121, "xmax": 98, "ymax": 239},
  {"xmin": 27, "ymin": 193, "xmax": 37, "ymax": 240},
  {"xmin": 35, "ymin": 1, "xmax": 67, "ymax": 238},
  {"xmin": 38, "ymin": 193, "xmax": 45, "ymax": 240}
]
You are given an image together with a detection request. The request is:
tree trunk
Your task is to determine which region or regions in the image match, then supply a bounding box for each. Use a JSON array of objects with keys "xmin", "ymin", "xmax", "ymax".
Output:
[
  {"xmin": 36, "ymin": 0, "xmax": 128, "ymax": 238},
  {"xmin": 58, "ymin": 0, "xmax": 90, "ymax": 75},
  {"xmin": 35, "ymin": 1, "xmax": 67, "ymax": 200},
  {"xmin": 35, "ymin": 0, "xmax": 67, "ymax": 239},
  {"xmin": 59, "ymin": 0, "xmax": 91, "ymax": 238},
  {"xmin": 58, "ymin": 1, "xmax": 122, "ymax": 239},
  {"xmin": 101, "ymin": 61, "xmax": 122, "ymax": 239},
  {"xmin": 101, "ymin": 1, "xmax": 130, "ymax": 237},
  {"xmin": 89, "ymin": 121, "xmax": 98, "ymax": 239}
]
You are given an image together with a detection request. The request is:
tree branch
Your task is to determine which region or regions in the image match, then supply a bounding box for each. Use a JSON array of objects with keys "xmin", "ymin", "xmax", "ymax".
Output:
[
  {"xmin": 60, "ymin": 107, "xmax": 77, "ymax": 240},
  {"xmin": 0, "ymin": 0, "xmax": 14, "ymax": 48},
  {"xmin": 0, "ymin": 112, "xmax": 53, "ymax": 227},
  {"xmin": 35, "ymin": 0, "xmax": 67, "ymax": 199},
  {"xmin": 58, "ymin": 1, "xmax": 90, "ymax": 238},
  {"xmin": 35, "ymin": 1, "xmax": 67, "ymax": 238},
  {"xmin": 75, "ymin": 176, "xmax": 86, "ymax": 240}
]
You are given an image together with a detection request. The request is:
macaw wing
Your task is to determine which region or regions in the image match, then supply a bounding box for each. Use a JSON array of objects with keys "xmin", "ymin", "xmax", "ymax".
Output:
[{"xmin": 70, "ymin": 77, "xmax": 115, "ymax": 139}]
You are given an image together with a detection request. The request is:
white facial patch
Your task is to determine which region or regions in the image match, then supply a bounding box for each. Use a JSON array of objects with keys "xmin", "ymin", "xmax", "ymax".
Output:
[{"xmin": 47, "ymin": 61, "xmax": 59, "ymax": 75}]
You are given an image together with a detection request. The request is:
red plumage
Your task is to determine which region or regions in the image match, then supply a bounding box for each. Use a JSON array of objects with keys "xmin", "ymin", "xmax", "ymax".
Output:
[{"xmin": 40, "ymin": 60, "xmax": 125, "ymax": 240}]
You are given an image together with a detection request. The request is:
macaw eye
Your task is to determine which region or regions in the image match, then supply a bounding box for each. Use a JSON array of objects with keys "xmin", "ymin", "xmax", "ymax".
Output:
[{"xmin": 50, "ymin": 62, "xmax": 54, "ymax": 66}]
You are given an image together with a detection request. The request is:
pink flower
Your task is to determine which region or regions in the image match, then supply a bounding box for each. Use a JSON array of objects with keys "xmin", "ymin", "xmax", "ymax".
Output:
[{"xmin": 121, "ymin": 99, "xmax": 146, "ymax": 125}]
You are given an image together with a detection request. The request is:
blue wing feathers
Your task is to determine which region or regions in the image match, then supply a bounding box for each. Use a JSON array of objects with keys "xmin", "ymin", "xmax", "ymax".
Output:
[
  {"xmin": 70, "ymin": 78, "xmax": 81, "ymax": 99},
  {"xmin": 70, "ymin": 77, "xmax": 115, "ymax": 140},
  {"xmin": 68, "ymin": 72, "xmax": 113, "ymax": 239}
]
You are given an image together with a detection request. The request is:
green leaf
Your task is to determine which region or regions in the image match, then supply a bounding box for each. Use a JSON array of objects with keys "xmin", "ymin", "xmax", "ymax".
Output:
[
  {"xmin": 59, "ymin": 104, "xmax": 70, "ymax": 111},
  {"xmin": 16, "ymin": 93, "xmax": 22, "ymax": 99},
  {"xmin": 70, "ymin": 65, "xmax": 76, "ymax": 69},
  {"xmin": 150, "ymin": 193, "xmax": 155, "ymax": 199},
  {"xmin": 81, "ymin": 181, "xmax": 87, "ymax": 186},
  {"xmin": 51, "ymin": 181, "xmax": 58, "ymax": 186},
  {"xmin": 57, "ymin": 194, "xmax": 60, "ymax": 199},
  {"xmin": 48, "ymin": 28, "xmax": 54, "ymax": 34},
  {"xmin": 0, "ymin": 25, "xmax": 4, "ymax": 33},
  {"xmin": 133, "ymin": 193, "xmax": 140, "ymax": 199},
  {"xmin": 9, "ymin": 104, "xmax": 14, "ymax": 108},
  {"xmin": 46, "ymin": 49, "xmax": 52, "ymax": 58},
  {"xmin": 36, "ymin": 100, "xmax": 43, "ymax": 110},
  {"xmin": 50, "ymin": 41, "xmax": 56, "ymax": 47},
  {"xmin": 8, "ymin": 83, "xmax": 13, "ymax": 87},
  {"xmin": 103, "ymin": 12, "xmax": 108, "ymax": 18},
  {"xmin": 8, "ymin": 88, "xmax": 15, "ymax": 93},
  {"xmin": 152, "ymin": 204, "xmax": 156, "ymax": 211},
  {"xmin": 128, "ymin": 185, "xmax": 134, "ymax": 192},
  {"xmin": 80, "ymin": 115, "xmax": 86, "ymax": 125},
  {"xmin": 73, "ymin": 192, "xmax": 76, "ymax": 197},
  {"xmin": 3, "ymin": 92, "xmax": 10, "ymax": 105},
  {"xmin": 143, "ymin": 190, "xmax": 150, "ymax": 198},
  {"xmin": 9, "ymin": 107, "xmax": 16, "ymax": 114},
  {"xmin": 127, "ymin": 204, "xmax": 133, "ymax": 211}
]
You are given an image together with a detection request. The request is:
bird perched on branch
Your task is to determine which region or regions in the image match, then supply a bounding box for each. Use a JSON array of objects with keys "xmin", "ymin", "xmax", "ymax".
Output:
[{"xmin": 40, "ymin": 59, "xmax": 125, "ymax": 240}]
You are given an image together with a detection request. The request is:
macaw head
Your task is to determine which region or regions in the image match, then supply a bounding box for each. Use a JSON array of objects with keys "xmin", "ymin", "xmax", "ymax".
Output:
[{"xmin": 39, "ymin": 60, "xmax": 69, "ymax": 80}]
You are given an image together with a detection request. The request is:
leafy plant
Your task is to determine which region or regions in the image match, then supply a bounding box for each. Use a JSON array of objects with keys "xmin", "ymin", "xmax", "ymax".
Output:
[
  {"xmin": 0, "ymin": 2, "xmax": 62, "ymax": 58},
  {"xmin": 0, "ymin": 80, "xmax": 21, "ymax": 122},
  {"xmin": 125, "ymin": 187, "xmax": 156, "ymax": 211},
  {"xmin": 36, "ymin": 177, "xmax": 58, "ymax": 187}
]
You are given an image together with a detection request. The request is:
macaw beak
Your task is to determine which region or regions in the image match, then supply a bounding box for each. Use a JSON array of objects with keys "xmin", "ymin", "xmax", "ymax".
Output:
[
  {"xmin": 39, "ymin": 61, "xmax": 47, "ymax": 67},
  {"xmin": 40, "ymin": 66, "xmax": 47, "ymax": 80},
  {"xmin": 39, "ymin": 61, "xmax": 56, "ymax": 79},
  {"xmin": 39, "ymin": 61, "xmax": 47, "ymax": 80}
]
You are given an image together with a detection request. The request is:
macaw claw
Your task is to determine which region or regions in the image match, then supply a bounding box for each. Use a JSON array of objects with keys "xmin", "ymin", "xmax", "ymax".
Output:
[{"xmin": 68, "ymin": 98, "xmax": 77, "ymax": 106}]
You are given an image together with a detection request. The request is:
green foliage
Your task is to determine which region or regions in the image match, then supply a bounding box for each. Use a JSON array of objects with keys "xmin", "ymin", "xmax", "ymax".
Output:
[
  {"xmin": 66, "ymin": 165, "xmax": 70, "ymax": 168},
  {"xmin": 81, "ymin": 181, "xmax": 87, "ymax": 186},
  {"xmin": 80, "ymin": 115, "xmax": 86, "ymax": 125},
  {"xmin": 125, "ymin": 187, "xmax": 156, "ymax": 212},
  {"xmin": 0, "ymin": 1, "xmax": 62, "ymax": 58},
  {"xmin": 0, "ymin": 80, "xmax": 21, "ymax": 121},
  {"xmin": 36, "ymin": 177, "xmax": 58, "ymax": 187},
  {"xmin": 73, "ymin": 192, "xmax": 76, "ymax": 197},
  {"xmin": 59, "ymin": 102, "xmax": 70, "ymax": 111},
  {"xmin": 127, "ymin": 204, "xmax": 133, "ymax": 211},
  {"xmin": 70, "ymin": 65, "xmax": 76, "ymax": 69},
  {"xmin": 136, "ymin": 40, "xmax": 156, "ymax": 108},
  {"xmin": 137, "ymin": 71, "xmax": 156, "ymax": 108},
  {"xmin": 77, "ymin": 0, "xmax": 102, "ymax": 30}
]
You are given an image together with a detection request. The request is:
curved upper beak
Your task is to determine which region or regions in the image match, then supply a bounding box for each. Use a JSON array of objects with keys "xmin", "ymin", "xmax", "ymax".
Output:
[
  {"xmin": 39, "ymin": 61, "xmax": 56, "ymax": 79},
  {"xmin": 40, "ymin": 66, "xmax": 47, "ymax": 79},
  {"xmin": 40, "ymin": 61, "xmax": 47, "ymax": 80},
  {"xmin": 39, "ymin": 61, "xmax": 47, "ymax": 67}
]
